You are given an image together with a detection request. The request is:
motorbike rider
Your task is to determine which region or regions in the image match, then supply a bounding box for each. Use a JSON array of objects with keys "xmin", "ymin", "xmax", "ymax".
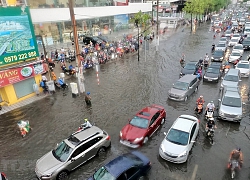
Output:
[
  {"xmin": 195, "ymin": 95, "xmax": 205, "ymax": 112},
  {"xmin": 206, "ymin": 117, "xmax": 217, "ymax": 131},
  {"xmin": 205, "ymin": 100, "xmax": 215, "ymax": 115},
  {"xmin": 211, "ymin": 43, "xmax": 215, "ymax": 52},
  {"xmin": 57, "ymin": 77, "xmax": 67, "ymax": 89},
  {"xmin": 229, "ymin": 148, "xmax": 243, "ymax": 168}
]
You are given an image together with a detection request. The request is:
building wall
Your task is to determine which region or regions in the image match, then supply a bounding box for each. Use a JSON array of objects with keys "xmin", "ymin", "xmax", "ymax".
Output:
[{"xmin": 0, "ymin": 74, "xmax": 42, "ymax": 106}]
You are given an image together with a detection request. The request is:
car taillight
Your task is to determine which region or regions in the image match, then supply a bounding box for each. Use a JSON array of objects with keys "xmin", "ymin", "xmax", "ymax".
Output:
[{"xmin": 106, "ymin": 135, "xmax": 110, "ymax": 140}]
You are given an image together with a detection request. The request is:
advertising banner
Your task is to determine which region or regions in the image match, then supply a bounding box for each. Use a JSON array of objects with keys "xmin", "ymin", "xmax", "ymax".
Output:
[
  {"xmin": 114, "ymin": 14, "xmax": 129, "ymax": 31},
  {"xmin": 0, "ymin": 6, "xmax": 39, "ymax": 67},
  {"xmin": 0, "ymin": 63, "xmax": 46, "ymax": 87}
]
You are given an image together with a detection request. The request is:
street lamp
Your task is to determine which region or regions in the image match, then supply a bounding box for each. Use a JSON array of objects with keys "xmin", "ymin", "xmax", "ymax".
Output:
[{"xmin": 135, "ymin": 19, "xmax": 139, "ymax": 62}]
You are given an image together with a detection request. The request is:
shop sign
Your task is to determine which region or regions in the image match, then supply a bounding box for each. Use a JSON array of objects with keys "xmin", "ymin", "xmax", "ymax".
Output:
[
  {"xmin": 0, "ymin": 6, "xmax": 39, "ymax": 67},
  {"xmin": 0, "ymin": 63, "xmax": 45, "ymax": 87}
]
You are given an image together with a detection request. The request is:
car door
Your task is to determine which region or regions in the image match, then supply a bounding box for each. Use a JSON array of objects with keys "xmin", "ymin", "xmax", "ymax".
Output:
[
  {"xmin": 188, "ymin": 79, "xmax": 196, "ymax": 96},
  {"xmin": 80, "ymin": 137, "xmax": 103, "ymax": 162},
  {"xmin": 188, "ymin": 123, "xmax": 197, "ymax": 152},
  {"xmin": 124, "ymin": 167, "xmax": 141, "ymax": 180},
  {"xmin": 147, "ymin": 112, "xmax": 160, "ymax": 137},
  {"xmin": 66, "ymin": 144, "xmax": 86, "ymax": 171}
]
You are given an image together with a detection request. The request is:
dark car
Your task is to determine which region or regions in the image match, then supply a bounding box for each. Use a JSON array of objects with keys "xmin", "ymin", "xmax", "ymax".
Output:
[
  {"xmin": 179, "ymin": 61, "xmax": 199, "ymax": 78},
  {"xmin": 211, "ymin": 50, "xmax": 225, "ymax": 62},
  {"xmin": 203, "ymin": 67, "xmax": 222, "ymax": 82},
  {"xmin": 95, "ymin": 36, "xmax": 109, "ymax": 43},
  {"xmin": 87, "ymin": 151, "xmax": 151, "ymax": 180},
  {"xmin": 242, "ymin": 39, "xmax": 250, "ymax": 50},
  {"xmin": 0, "ymin": 172, "xmax": 7, "ymax": 180},
  {"xmin": 82, "ymin": 36, "xmax": 103, "ymax": 45}
]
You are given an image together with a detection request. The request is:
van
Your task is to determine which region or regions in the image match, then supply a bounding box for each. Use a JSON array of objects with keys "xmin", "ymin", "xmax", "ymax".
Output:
[
  {"xmin": 168, "ymin": 74, "xmax": 199, "ymax": 101},
  {"xmin": 218, "ymin": 86, "xmax": 242, "ymax": 122},
  {"xmin": 220, "ymin": 69, "xmax": 241, "ymax": 89}
]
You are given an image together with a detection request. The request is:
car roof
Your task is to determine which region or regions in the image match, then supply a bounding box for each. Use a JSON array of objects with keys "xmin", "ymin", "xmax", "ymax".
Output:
[
  {"xmin": 105, "ymin": 151, "xmax": 148, "ymax": 177},
  {"xmin": 225, "ymin": 89, "xmax": 240, "ymax": 98},
  {"xmin": 73, "ymin": 126, "xmax": 102, "ymax": 141},
  {"xmin": 227, "ymin": 68, "xmax": 240, "ymax": 75},
  {"xmin": 172, "ymin": 115, "xmax": 198, "ymax": 133},
  {"xmin": 178, "ymin": 74, "xmax": 197, "ymax": 82},
  {"xmin": 231, "ymin": 50, "xmax": 241, "ymax": 54},
  {"xmin": 137, "ymin": 106, "xmax": 159, "ymax": 119}
]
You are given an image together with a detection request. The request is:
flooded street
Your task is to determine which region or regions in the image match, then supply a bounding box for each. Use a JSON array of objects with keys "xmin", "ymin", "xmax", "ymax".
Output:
[{"xmin": 1, "ymin": 23, "xmax": 250, "ymax": 180}]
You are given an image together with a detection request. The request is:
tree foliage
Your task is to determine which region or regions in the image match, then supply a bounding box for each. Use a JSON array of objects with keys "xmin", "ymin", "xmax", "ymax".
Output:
[
  {"xmin": 130, "ymin": 10, "xmax": 151, "ymax": 35},
  {"xmin": 183, "ymin": 0, "xmax": 228, "ymax": 15}
]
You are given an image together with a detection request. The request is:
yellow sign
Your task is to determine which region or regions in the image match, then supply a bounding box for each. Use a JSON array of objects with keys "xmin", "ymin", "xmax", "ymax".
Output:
[{"xmin": 6, "ymin": 0, "xmax": 16, "ymax": 6}]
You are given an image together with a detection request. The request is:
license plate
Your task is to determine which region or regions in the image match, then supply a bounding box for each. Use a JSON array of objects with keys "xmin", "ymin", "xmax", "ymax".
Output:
[{"xmin": 208, "ymin": 78, "xmax": 212, "ymax": 81}]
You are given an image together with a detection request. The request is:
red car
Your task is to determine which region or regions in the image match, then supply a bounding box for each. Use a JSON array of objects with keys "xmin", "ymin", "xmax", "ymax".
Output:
[{"xmin": 120, "ymin": 104, "xmax": 166, "ymax": 148}]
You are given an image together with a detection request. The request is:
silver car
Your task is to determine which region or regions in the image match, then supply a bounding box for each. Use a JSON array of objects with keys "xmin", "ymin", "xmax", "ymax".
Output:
[
  {"xmin": 159, "ymin": 115, "xmax": 199, "ymax": 163},
  {"xmin": 218, "ymin": 87, "xmax": 243, "ymax": 122},
  {"xmin": 221, "ymin": 69, "xmax": 241, "ymax": 89},
  {"xmin": 215, "ymin": 43, "xmax": 227, "ymax": 52},
  {"xmin": 35, "ymin": 126, "xmax": 111, "ymax": 180},
  {"xmin": 168, "ymin": 75, "xmax": 199, "ymax": 102}
]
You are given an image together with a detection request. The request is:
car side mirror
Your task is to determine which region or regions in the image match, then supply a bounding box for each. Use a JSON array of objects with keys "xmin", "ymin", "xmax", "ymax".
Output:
[
  {"xmin": 71, "ymin": 158, "xmax": 76, "ymax": 162},
  {"xmin": 191, "ymin": 140, "xmax": 196, "ymax": 143},
  {"xmin": 218, "ymin": 99, "xmax": 221, "ymax": 102},
  {"xmin": 164, "ymin": 132, "xmax": 167, "ymax": 136}
]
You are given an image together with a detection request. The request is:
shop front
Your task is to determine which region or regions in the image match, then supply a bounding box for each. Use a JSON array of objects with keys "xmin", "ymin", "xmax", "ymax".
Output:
[{"xmin": 0, "ymin": 62, "xmax": 46, "ymax": 106}]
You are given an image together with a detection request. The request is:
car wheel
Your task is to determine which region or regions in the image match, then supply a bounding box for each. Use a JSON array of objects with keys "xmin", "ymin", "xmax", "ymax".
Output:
[
  {"xmin": 97, "ymin": 147, "xmax": 106, "ymax": 156},
  {"xmin": 195, "ymin": 86, "xmax": 198, "ymax": 92},
  {"xmin": 143, "ymin": 137, "xmax": 149, "ymax": 144},
  {"xmin": 57, "ymin": 171, "xmax": 68, "ymax": 180},
  {"xmin": 160, "ymin": 118, "xmax": 165, "ymax": 125},
  {"xmin": 184, "ymin": 96, "xmax": 188, "ymax": 102}
]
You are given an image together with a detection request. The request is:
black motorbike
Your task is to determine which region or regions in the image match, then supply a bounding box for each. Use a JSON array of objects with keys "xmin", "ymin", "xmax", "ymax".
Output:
[
  {"xmin": 211, "ymin": 44, "xmax": 215, "ymax": 52},
  {"xmin": 206, "ymin": 128, "xmax": 214, "ymax": 145}
]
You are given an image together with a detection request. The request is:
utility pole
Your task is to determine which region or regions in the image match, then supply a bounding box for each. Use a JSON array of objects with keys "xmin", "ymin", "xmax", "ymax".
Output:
[
  {"xmin": 156, "ymin": 0, "xmax": 159, "ymax": 52},
  {"xmin": 68, "ymin": 0, "xmax": 85, "ymax": 94}
]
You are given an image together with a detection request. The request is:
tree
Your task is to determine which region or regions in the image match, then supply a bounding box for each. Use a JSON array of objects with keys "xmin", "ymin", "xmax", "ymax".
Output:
[{"xmin": 130, "ymin": 10, "xmax": 151, "ymax": 36}]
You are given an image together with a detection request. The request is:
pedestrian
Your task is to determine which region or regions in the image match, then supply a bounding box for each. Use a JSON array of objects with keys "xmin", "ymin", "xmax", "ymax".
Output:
[
  {"xmin": 85, "ymin": 92, "xmax": 91, "ymax": 106},
  {"xmin": 33, "ymin": 81, "xmax": 40, "ymax": 96},
  {"xmin": 109, "ymin": 28, "xmax": 112, "ymax": 34}
]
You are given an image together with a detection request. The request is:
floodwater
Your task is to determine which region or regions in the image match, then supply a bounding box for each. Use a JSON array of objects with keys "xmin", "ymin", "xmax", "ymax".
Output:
[{"xmin": 1, "ymin": 23, "xmax": 250, "ymax": 180}]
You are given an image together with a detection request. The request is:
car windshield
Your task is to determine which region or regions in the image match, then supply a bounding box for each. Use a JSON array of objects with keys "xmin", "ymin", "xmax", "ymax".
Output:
[
  {"xmin": 233, "ymin": 35, "xmax": 240, "ymax": 37},
  {"xmin": 93, "ymin": 167, "xmax": 116, "ymax": 180},
  {"xmin": 220, "ymin": 38, "xmax": 227, "ymax": 41},
  {"xmin": 224, "ymin": 75, "xmax": 239, "ymax": 82},
  {"xmin": 217, "ymin": 44, "xmax": 225, "ymax": 47},
  {"xmin": 184, "ymin": 64, "xmax": 196, "ymax": 70},
  {"xmin": 225, "ymin": 30, "xmax": 231, "ymax": 34},
  {"xmin": 173, "ymin": 81, "xmax": 189, "ymax": 90},
  {"xmin": 213, "ymin": 51, "xmax": 223, "ymax": 56},
  {"xmin": 222, "ymin": 96, "xmax": 241, "ymax": 107},
  {"xmin": 243, "ymin": 40, "xmax": 250, "ymax": 44},
  {"xmin": 129, "ymin": 116, "xmax": 149, "ymax": 129},
  {"xmin": 245, "ymin": 29, "xmax": 250, "ymax": 32},
  {"xmin": 237, "ymin": 63, "xmax": 249, "ymax": 68},
  {"xmin": 166, "ymin": 128, "xmax": 189, "ymax": 146},
  {"xmin": 231, "ymin": 52, "xmax": 241, "ymax": 56},
  {"xmin": 52, "ymin": 141, "xmax": 73, "ymax": 162},
  {"xmin": 207, "ymin": 68, "xmax": 219, "ymax": 74},
  {"xmin": 231, "ymin": 39, "xmax": 238, "ymax": 42},
  {"xmin": 234, "ymin": 46, "xmax": 242, "ymax": 49}
]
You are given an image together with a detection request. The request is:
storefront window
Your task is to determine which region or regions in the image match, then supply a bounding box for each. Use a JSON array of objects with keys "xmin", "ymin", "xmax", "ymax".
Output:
[{"xmin": 27, "ymin": 0, "xmax": 115, "ymax": 8}]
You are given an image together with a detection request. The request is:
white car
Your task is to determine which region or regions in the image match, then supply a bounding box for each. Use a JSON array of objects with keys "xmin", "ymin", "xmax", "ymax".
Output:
[
  {"xmin": 229, "ymin": 50, "xmax": 242, "ymax": 63},
  {"xmin": 159, "ymin": 115, "xmax": 199, "ymax": 163},
  {"xmin": 231, "ymin": 34, "xmax": 241, "ymax": 41},
  {"xmin": 228, "ymin": 38, "xmax": 239, "ymax": 47},
  {"xmin": 233, "ymin": 44, "xmax": 244, "ymax": 55},
  {"xmin": 235, "ymin": 60, "xmax": 250, "ymax": 77},
  {"xmin": 215, "ymin": 43, "xmax": 227, "ymax": 52}
]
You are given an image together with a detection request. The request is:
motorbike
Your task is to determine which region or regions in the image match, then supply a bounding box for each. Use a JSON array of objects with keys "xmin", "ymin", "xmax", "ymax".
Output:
[
  {"xmin": 17, "ymin": 120, "xmax": 31, "ymax": 137},
  {"xmin": 54, "ymin": 81, "xmax": 68, "ymax": 90},
  {"xmin": 211, "ymin": 45, "xmax": 215, "ymax": 52},
  {"xmin": 206, "ymin": 127, "xmax": 214, "ymax": 145},
  {"xmin": 205, "ymin": 109, "xmax": 214, "ymax": 120},
  {"xmin": 228, "ymin": 160, "xmax": 240, "ymax": 179},
  {"xmin": 180, "ymin": 58, "xmax": 185, "ymax": 68}
]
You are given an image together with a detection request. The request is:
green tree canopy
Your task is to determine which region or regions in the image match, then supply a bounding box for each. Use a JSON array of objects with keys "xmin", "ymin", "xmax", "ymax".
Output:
[{"xmin": 130, "ymin": 10, "xmax": 151, "ymax": 35}]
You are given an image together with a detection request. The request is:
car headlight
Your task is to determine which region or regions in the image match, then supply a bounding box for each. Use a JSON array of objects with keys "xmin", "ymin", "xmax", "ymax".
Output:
[
  {"xmin": 220, "ymin": 57, "xmax": 223, "ymax": 60},
  {"xmin": 133, "ymin": 137, "xmax": 144, "ymax": 143},
  {"xmin": 219, "ymin": 110, "xmax": 224, "ymax": 116},
  {"xmin": 211, "ymin": 57, "xmax": 214, "ymax": 59},
  {"xmin": 120, "ymin": 131, "xmax": 122, "ymax": 137},
  {"xmin": 178, "ymin": 151, "xmax": 187, "ymax": 158},
  {"xmin": 236, "ymin": 114, "xmax": 242, "ymax": 118},
  {"xmin": 204, "ymin": 76, "xmax": 208, "ymax": 79},
  {"xmin": 160, "ymin": 144, "xmax": 165, "ymax": 152}
]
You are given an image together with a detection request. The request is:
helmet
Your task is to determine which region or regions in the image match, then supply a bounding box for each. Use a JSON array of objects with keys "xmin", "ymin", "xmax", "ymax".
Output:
[
  {"xmin": 84, "ymin": 118, "xmax": 88, "ymax": 122},
  {"xmin": 200, "ymin": 95, "xmax": 203, "ymax": 98},
  {"xmin": 236, "ymin": 147, "xmax": 241, "ymax": 151},
  {"xmin": 86, "ymin": 92, "xmax": 90, "ymax": 95},
  {"xmin": 211, "ymin": 100, "xmax": 213, "ymax": 103}
]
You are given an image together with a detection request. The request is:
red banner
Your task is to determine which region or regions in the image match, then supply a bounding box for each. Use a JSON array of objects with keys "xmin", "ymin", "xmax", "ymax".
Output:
[{"xmin": 0, "ymin": 63, "xmax": 46, "ymax": 88}]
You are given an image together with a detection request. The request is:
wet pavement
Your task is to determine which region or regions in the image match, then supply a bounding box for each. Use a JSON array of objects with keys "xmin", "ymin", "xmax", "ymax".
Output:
[{"xmin": 1, "ymin": 22, "xmax": 250, "ymax": 180}]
